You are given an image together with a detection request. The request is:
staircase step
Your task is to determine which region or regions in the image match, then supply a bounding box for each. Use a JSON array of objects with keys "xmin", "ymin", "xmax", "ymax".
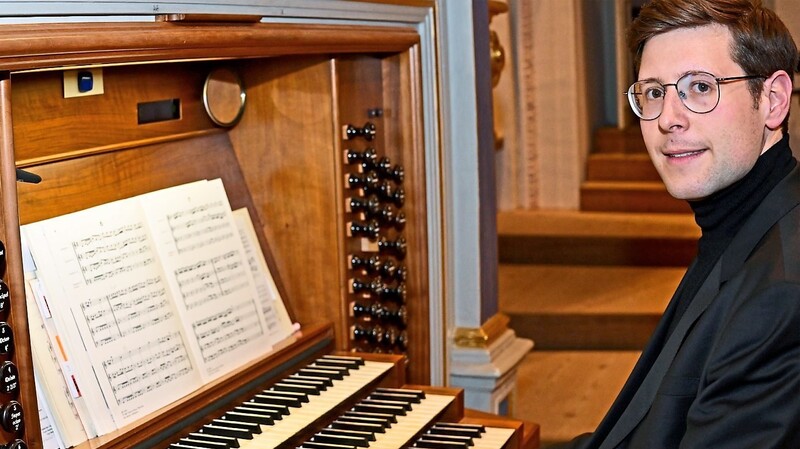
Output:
[
  {"xmin": 586, "ymin": 153, "xmax": 661, "ymax": 182},
  {"xmin": 498, "ymin": 210, "xmax": 698, "ymax": 266},
  {"xmin": 515, "ymin": 350, "xmax": 640, "ymax": 445},
  {"xmin": 594, "ymin": 126, "xmax": 646, "ymax": 154},
  {"xmin": 580, "ymin": 181, "xmax": 692, "ymax": 213},
  {"xmin": 499, "ymin": 264, "xmax": 682, "ymax": 349}
]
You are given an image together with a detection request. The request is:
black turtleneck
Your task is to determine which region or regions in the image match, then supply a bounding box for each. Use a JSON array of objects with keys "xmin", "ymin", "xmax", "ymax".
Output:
[{"xmin": 666, "ymin": 133, "xmax": 797, "ymax": 336}]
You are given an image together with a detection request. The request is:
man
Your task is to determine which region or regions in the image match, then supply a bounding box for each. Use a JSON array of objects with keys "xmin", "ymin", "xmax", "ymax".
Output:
[{"xmin": 550, "ymin": 0, "xmax": 800, "ymax": 447}]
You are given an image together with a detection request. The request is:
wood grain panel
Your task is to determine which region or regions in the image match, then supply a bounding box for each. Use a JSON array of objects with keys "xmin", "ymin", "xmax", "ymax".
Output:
[
  {"xmin": 380, "ymin": 49, "xmax": 431, "ymax": 384},
  {"xmin": 12, "ymin": 63, "xmax": 217, "ymax": 164},
  {"xmin": 228, "ymin": 56, "xmax": 342, "ymax": 332}
]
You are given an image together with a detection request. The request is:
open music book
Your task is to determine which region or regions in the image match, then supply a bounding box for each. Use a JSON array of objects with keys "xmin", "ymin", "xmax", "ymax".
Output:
[{"xmin": 21, "ymin": 179, "xmax": 295, "ymax": 446}]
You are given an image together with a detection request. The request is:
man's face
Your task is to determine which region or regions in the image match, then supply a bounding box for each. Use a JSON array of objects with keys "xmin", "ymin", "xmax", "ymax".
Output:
[{"xmin": 638, "ymin": 24, "xmax": 769, "ymax": 201}]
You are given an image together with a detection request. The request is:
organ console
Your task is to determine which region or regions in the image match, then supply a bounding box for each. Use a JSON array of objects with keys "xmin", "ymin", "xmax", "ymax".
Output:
[{"xmin": 0, "ymin": 5, "xmax": 539, "ymax": 449}]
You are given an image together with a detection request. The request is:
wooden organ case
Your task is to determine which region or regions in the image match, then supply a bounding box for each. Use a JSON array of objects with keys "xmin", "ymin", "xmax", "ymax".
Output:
[{"xmin": 0, "ymin": 12, "xmax": 536, "ymax": 449}]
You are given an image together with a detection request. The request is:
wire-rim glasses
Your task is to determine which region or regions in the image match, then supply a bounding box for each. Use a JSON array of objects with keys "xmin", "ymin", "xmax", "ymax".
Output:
[{"xmin": 625, "ymin": 71, "xmax": 766, "ymax": 120}]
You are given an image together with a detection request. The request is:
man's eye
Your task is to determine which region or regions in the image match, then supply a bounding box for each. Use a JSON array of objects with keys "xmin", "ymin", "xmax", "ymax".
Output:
[
  {"xmin": 644, "ymin": 87, "xmax": 664, "ymax": 100},
  {"xmin": 691, "ymin": 81, "xmax": 714, "ymax": 94}
]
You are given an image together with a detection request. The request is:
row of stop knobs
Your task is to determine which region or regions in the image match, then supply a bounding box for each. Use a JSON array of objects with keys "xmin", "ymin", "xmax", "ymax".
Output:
[{"xmin": 343, "ymin": 121, "xmax": 408, "ymax": 354}]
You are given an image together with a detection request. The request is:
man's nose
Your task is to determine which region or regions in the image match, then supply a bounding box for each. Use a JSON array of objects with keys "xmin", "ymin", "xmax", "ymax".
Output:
[{"xmin": 658, "ymin": 86, "xmax": 688, "ymax": 131}]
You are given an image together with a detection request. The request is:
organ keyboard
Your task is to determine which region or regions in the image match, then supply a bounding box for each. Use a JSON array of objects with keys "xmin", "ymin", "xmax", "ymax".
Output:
[{"xmin": 164, "ymin": 347, "xmax": 523, "ymax": 449}]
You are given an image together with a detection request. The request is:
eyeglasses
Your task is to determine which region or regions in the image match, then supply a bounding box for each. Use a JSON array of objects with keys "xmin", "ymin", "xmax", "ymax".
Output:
[{"xmin": 625, "ymin": 71, "xmax": 766, "ymax": 120}]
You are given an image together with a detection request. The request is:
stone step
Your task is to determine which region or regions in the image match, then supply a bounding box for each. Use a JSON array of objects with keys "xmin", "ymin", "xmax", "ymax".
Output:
[
  {"xmin": 515, "ymin": 350, "xmax": 640, "ymax": 446},
  {"xmin": 499, "ymin": 264, "xmax": 682, "ymax": 350},
  {"xmin": 580, "ymin": 181, "xmax": 692, "ymax": 213},
  {"xmin": 586, "ymin": 153, "xmax": 661, "ymax": 182},
  {"xmin": 498, "ymin": 210, "xmax": 698, "ymax": 266}
]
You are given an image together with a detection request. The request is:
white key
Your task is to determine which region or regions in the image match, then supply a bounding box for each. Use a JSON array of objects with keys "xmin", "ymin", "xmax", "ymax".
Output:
[
  {"xmin": 472, "ymin": 426, "xmax": 516, "ymax": 449},
  {"xmin": 238, "ymin": 360, "xmax": 394, "ymax": 449},
  {"xmin": 368, "ymin": 393, "xmax": 456, "ymax": 449}
]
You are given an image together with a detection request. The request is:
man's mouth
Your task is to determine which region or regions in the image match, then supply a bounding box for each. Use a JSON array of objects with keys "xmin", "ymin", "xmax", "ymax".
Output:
[{"xmin": 666, "ymin": 149, "xmax": 705, "ymax": 158}]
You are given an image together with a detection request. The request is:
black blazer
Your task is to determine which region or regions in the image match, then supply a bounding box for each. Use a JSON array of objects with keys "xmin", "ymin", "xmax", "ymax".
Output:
[{"xmin": 552, "ymin": 165, "xmax": 800, "ymax": 449}]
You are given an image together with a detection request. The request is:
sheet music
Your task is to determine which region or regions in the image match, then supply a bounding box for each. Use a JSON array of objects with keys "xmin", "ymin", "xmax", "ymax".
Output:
[
  {"xmin": 23, "ymin": 198, "xmax": 203, "ymax": 428},
  {"xmin": 139, "ymin": 179, "xmax": 272, "ymax": 380},
  {"xmin": 25, "ymin": 278, "xmax": 88, "ymax": 447},
  {"xmin": 22, "ymin": 178, "xmax": 288, "ymax": 436},
  {"xmin": 232, "ymin": 207, "xmax": 294, "ymax": 342},
  {"xmin": 36, "ymin": 377, "xmax": 66, "ymax": 449}
]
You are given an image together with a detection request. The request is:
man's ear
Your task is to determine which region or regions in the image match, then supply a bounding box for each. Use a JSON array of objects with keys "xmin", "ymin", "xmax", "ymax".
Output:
[{"xmin": 764, "ymin": 70, "xmax": 793, "ymax": 130}]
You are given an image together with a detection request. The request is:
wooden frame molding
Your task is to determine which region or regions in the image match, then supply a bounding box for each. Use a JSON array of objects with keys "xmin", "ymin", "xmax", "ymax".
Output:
[{"xmin": 0, "ymin": 22, "xmax": 419, "ymax": 72}]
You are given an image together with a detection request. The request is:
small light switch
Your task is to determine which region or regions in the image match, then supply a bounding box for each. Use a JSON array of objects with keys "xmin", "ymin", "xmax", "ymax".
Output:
[
  {"xmin": 77, "ymin": 71, "xmax": 93, "ymax": 93},
  {"xmin": 63, "ymin": 68, "xmax": 104, "ymax": 98}
]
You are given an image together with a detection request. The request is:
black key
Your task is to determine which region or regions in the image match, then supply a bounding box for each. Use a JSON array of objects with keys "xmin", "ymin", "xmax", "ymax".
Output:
[
  {"xmin": 369, "ymin": 391, "xmax": 422, "ymax": 404},
  {"xmin": 311, "ymin": 432, "xmax": 368, "ymax": 447},
  {"xmin": 300, "ymin": 442, "xmax": 356, "ymax": 449},
  {"xmin": 263, "ymin": 388, "xmax": 309, "ymax": 403},
  {"xmin": 432, "ymin": 422, "xmax": 485, "ymax": 434},
  {"xmin": 321, "ymin": 427, "xmax": 375, "ymax": 442},
  {"xmin": 298, "ymin": 368, "xmax": 344, "ymax": 380},
  {"xmin": 320, "ymin": 354, "xmax": 364, "ymax": 367},
  {"xmin": 290, "ymin": 373, "xmax": 334, "ymax": 387},
  {"xmin": 311, "ymin": 360, "xmax": 353, "ymax": 373},
  {"xmin": 224, "ymin": 410, "xmax": 273, "ymax": 426},
  {"xmin": 271, "ymin": 381, "xmax": 321, "ymax": 396},
  {"xmin": 170, "ymin": 443, "xmax": 209, "ymax": 449},
  {"xmin": 213, "ymin": 418, "xmax": 261, "ymax": 434},
  {"xmin": 430, "ymin": 423, "xmax": 483, "ymax": 438},
  {"xmin": 201, "ymin": 423, "xmax": 252, "ymax": 440},
  {"xmin": 414, "ymin": 437, "xmax": 469, "ymax": 449},
  {"xmin": 362, "ymin": 397, "xmax": 413, "ymax": 411},
  {"xmin": 252, "ymin": 393, "xmax": 302, "ymax": 408},
  {"xmin": 188, "ymin": 432, "xmax": 240, "ymax": 448},
  {"xmin": 330, "ymin": 418, "xmax": 386, "ymax": 433},
  {"xmin": 177, "ymin": 438, "xmax": 228, "ymax": 449},
  {"xmin": 343, "ymin": 410, "xmax": 397, "ymax": 424},
  {"xmin": 374, "ymin": 387, "xmax": 425, "ymax": 399},
  {"xmin": 420, "ymin": 432, "xmax": 473, "ymax": 446},
  {"xmin": 239, "ymin": 401, "xmax": 288, "ymax": 417},
  {"xmin": 281, "ymin": 374, "xmax": 333, "ymax": 391},
  {"xmin": 355, "ymin": 400, "xmax": 407, "ymax": 415}
]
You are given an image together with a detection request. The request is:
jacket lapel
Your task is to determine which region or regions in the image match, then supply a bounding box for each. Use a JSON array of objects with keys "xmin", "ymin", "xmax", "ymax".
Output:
[{"xmin": 598, "ymin": 262, "xmax": 721, "ymax": 449}]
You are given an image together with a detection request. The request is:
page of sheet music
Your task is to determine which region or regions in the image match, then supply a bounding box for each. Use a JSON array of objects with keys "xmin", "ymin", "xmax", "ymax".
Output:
[
  {"xmin": 231, "ymin": 207, "xmax": 295, "ymax": 341},
  {"xmin": 25, "ymin": 278, "xmax": 89, "ymax": 446},
  {"xmin": 36, "ymin": 376, "xmax": 66, "ymax": 449},
  {"xmin": 23, "ymin": 198, "xmax": 203, "ymax": 429},
  {"xmin": 140, "ymin": 179, "xmax": 273, "ymax": 381}
]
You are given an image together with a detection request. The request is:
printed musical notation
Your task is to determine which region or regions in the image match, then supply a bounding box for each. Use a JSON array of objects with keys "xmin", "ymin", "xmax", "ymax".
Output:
[
  {"xmin": 101, "ymin": 332, "xmax": 194, "ymax": 409},
  {"xmin": 191, "ymin": 301, "xmax": 264, "ymax": 363},
  {"xmin": 166, "ymin": 201, "xmax": 235, "ymax": 254},
  {"xmin": 23, "ymin": 179, "xmax": 294, "ymax": 434},
  {"xmin": 232, "ymin": 208, "xmax": 294, "ymax": 341},
  {"xmin": 174, "ymin": 250, "xmax": 249, "ymax": 310},
  {"xmin": 80, "ymin": 276, "xmax": 172, "ymax": 347},
  {"xmin": 71, "ymin": 223, "xmax": 155, "ymax": 285}
]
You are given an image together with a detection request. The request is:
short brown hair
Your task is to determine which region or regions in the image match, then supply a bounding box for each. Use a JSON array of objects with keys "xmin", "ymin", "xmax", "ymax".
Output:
[{"xmin": 629, "ymin": 0, "xmax": 798, "ymax": 128}]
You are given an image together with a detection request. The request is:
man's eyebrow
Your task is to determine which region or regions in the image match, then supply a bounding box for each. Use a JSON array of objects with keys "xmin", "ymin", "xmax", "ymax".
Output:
[{"xmin": 638, "ymin": 70, "xmax": 710, "ymax": 84}]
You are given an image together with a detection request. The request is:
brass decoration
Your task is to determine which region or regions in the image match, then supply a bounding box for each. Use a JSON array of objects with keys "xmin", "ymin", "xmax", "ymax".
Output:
[
  {"xmin": 488, "ymin": 0, "xmax": 508, "ymax": 150},
  {"xmin": 490, "ymin": 29, "xmax": 505, "ymax": 88},
  {"xmin": 453, "ymin": 313, "xmax": 511, "ymax": 348}
]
